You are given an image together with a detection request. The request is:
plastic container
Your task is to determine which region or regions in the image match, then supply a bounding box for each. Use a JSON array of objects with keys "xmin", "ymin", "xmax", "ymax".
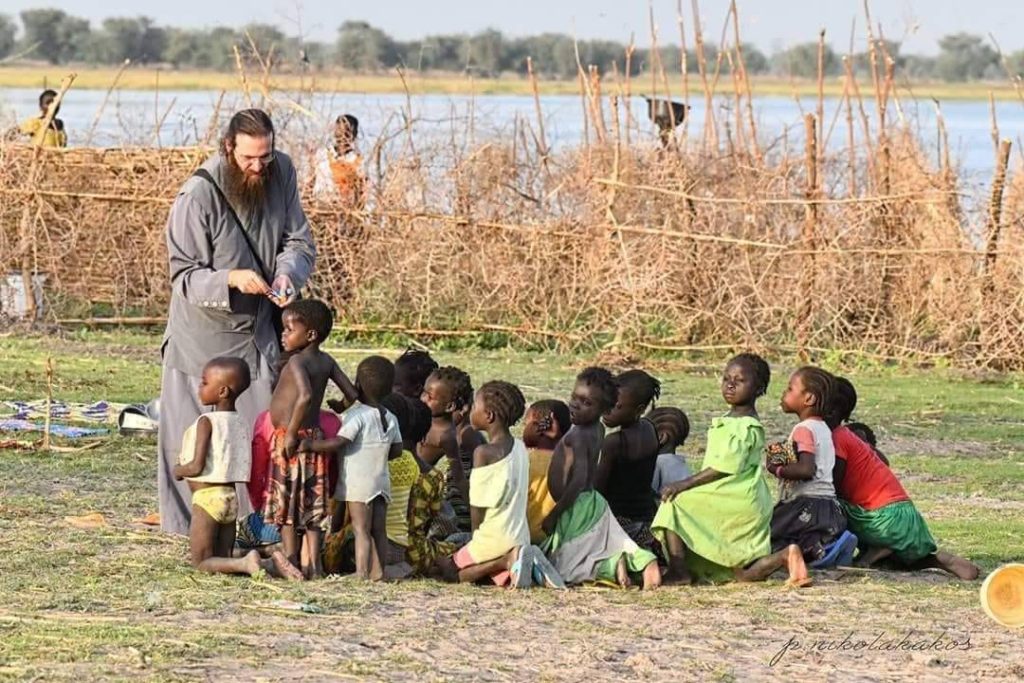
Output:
[{"xmin": 1, "ymin": 273, "xmax": 47, "ymax": 319}]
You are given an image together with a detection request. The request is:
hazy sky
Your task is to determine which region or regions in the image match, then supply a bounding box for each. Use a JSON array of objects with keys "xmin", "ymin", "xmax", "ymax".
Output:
[{"xmin": 4, "ymin": 1, "xmax": 1022, "ymax": 54}]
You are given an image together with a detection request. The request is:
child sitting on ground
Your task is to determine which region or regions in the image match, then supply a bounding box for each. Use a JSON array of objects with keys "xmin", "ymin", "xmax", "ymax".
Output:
[
  {"xmin": 436, "ymin": 381, "xmax": 532, "ymax": 585},
  {"xmin": 377, "ymin": 391, "xmax": 458, "ymax": 576},
  {"xmin": 541, "ymin": 368, "xmax": 662, "ymax": 589},
  {"xmin": 597, "ymin": 370, "xmax": 663, "ymax": 553},
  {"xmin": 303, "ymin": 356, "xmax": 403, "ymax": 581},
  {"xmin": 827, "ymin": 377, "xmax": 979, "ymax": 579},
  {"xmin": 418, "ymin": 366, "xmax": 475, "ymax": 535},
  {"xmin": 652, "ymin": 354, "xmax": 809, "ymax": 586},
  {"xmin": 647, "ymin": 406, "xmax": 692, "ymax": 496},
  {"xmin": 522, "ymin": 399, "xmax": 571, "ymax": 543},
  {"xmin": 264, "ymin": 300, "xmax": 358, "ymax": 579},
  {"xmin": 174, "ymin": 357, "xmax": 300, "ymax": 580},
  {"xmin": 769, "ymin": 366, "xmax": 847, "ymax": 564}
]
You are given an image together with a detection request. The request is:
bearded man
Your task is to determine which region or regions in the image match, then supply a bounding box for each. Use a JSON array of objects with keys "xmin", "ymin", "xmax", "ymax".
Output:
[{"xmin": 157, "ymin": 108, "xmax": 316, "ymax": 535}]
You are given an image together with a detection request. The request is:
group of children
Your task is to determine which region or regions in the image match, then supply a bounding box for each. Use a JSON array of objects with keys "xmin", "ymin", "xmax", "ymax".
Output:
[{"xmin": 173, "ymin": 299, "xmax": 980, "ymax": 588}]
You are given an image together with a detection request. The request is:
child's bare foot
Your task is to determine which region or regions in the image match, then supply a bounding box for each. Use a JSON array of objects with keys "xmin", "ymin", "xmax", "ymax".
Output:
[
  {"xmin": 934, "ymin": 551, "xmax": 980, "ymax": 580},
  {"xmin": 616, "ymin": 555, "xmax": 632, "ymax": 588},
  {"xmin": 242, "ymin": 550, "xmax": 263, "ymax": 575},
  {"xmin": 784, "ymin": 544, "xmax": 812, "ymax": 588},
  {"xmin": 271, "ymin": 550, "xmax": 305, "ymax": 581},
  {"xmin": 855, "ymin": 545, "xmax": 892, "ymax": 568},
  {"xmin": 641, "ymin": 562, "xmax": 662, "ymax": 590}
]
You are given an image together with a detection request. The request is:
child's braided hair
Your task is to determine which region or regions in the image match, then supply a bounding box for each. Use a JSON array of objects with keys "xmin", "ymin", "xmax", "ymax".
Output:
[
  {"xmin": 430, "ymin": 366, "xmax": 474, "ymax": 411},
  {"xmin": 576, "ymin": 366, "xmax": 618, "ymax": 410},
  {"xmin": 478, "ymin": 380, "xmax": 527, "ymax": 427},
  {"xmin": 728, "ymin": 353, "xmax": 771, "ymax": 397},
  {"xmin": 646, "ymin": 406, "xmax": 690, "ymax": 449},
  {"xmin": 796, "ymin": 366, "xmax": 835, "ymax": 418},
  {"xmin": 616, "ymin": 369, "xmax": 662, "ymax": 411}
]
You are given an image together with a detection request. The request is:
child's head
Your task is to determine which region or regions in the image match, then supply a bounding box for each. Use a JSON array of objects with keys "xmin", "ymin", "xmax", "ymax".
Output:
[
  {"xmin": 646, "ymin": 406, "xmax": 690, "ymax": 452},
  {"xmin": 421, "ymin": 366, "xmax": 473, "ymax": 418},
  {"xmin": 394, "ymin": 348, "xmax": 439, "ymax": 399},
  {"xmin": 39, "ymin": 89, "xmax": 58, "ymax": 115},
  {"xmin": 721, "ymin": 353, "xmax": 770, "ymax": 408},
  {"xmin": 198, "ymin": 356, "xmax": 251, "ymax": 405},
  {"xmin": 781, "ymin": 366, "xmax": 835, "ymax": 418},
  {"xmin": 281, "ymin": 299, "xmax": 333, "ymax": 352},
  {"xmin": 381, "ymin": 392, "xmax": 432, "ymax": 448},
  {"xmin": 470, "ymin": 380, "xmax": 526, "ymax": 431},
  {"xmin": 569, "ymin": 367, "xmax": 618, "ymax": 426},
  {"xmin": 846, "ymin": 422, "xmax": 877, "ymax": 448},
  {"xmin": 523, "ymin": 399, "xmax": 571, "ymax": 450},
  {"xmin": 603, "ymin": 369, "xmax": 662, "ymax": 429},
  {"xmin": 356, "ymin": 355, "xmax": 395, "ymax": 403},
  {"xmin": 825, "ymin": 375, "xmax": 858, "ymax": 429}
]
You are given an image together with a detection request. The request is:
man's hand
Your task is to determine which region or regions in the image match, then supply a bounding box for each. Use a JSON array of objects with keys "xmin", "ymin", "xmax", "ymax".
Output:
[
  {"xmin": 228, "ymin": 269, "xmax": 271, "ymax": 296},
  {"xmin": 284, "ymin": 432, "xmax": 299, "ymax": 457},
  {"xmin": 270, "ymin": 274, "xmax": 297, "ymax": 307},
  {"xmin": 326, "ymin": 398, "xmax": 347, "ymax": 414}
]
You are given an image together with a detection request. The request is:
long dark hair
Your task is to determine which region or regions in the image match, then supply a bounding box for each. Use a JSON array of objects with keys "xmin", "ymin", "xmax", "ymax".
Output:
[{"xmin": 220, "ymin": 108, "xmax": 275, "ymax": 156}]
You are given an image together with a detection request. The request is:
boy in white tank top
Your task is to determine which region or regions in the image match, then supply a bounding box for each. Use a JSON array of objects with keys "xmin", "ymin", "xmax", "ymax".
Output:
[{"xmin": 175, "ymin": 357, "xmax": 301, "ymax": 580}]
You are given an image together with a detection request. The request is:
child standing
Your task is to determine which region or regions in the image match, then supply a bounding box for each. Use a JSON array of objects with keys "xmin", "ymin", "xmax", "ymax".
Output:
[
  {"xmin": 541, "ymin": 368, "xmax": 661, "ymax": 589},
  {"xmin": 828, "ymin": 377, "xmax": 979, "ymax": 579},
  {"xmin": 304, "ymin": 356, "xmax": 403, "ymax": 581},
  {"xmin": 522, "ymin": 399, "xmax": 571, "ymax": 543},
  {"xmin": 264, "ymin": 300, "xmax": 358, "ymax": 579},
  {"xmin": 647, "ymin": 407, "xmax": 692, "ymax": 495},
  {"xmin": 436, "ymin": 381, "xmax": 532, "ymax": 585},
  {"xmin": 769, "ymin": 366, "xmax": 847, "ymax": 563},
  {"xmin": 597, "ymin": 370, "xmax": 663, "ymax": 551},
  {"xmin": 174, "ymin": 357, "xmax": 300, "ymax": 579},
  {"xmin": 652, "ymin": 355, "xmax": 809, "ymax": 586}
]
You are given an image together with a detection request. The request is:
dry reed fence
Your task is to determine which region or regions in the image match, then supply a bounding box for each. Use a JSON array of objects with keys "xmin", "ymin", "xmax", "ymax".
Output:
[{"xmin": 2, "ymin": 4, "xmax": 1023, "ymax": 368}]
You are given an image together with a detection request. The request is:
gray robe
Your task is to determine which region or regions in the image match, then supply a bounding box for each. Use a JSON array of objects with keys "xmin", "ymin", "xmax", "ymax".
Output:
[{"xmin": 157, "ymin": 151, "xmax": 316, "ymax": 535}]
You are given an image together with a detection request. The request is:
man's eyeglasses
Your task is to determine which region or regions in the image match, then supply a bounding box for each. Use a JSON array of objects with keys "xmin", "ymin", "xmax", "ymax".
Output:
[{"xmin": 236, "ymin": 151, "xmax": 276, "ymax": 167}]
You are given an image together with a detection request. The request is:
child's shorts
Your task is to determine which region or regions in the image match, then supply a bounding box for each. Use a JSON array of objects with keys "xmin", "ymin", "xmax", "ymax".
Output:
[
  {"xmin": 453, "ymin": 545, "xmax": 511, "ymax": 586},
  {"xmin": 192, "ymin": 486, "xmax": 238, "ymax": 524}
]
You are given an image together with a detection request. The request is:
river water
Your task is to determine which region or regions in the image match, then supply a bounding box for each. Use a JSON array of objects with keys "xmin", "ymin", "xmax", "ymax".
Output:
[{"xmin": 1, "ymin": 86, "xmax": 1021, "ymax": 185}]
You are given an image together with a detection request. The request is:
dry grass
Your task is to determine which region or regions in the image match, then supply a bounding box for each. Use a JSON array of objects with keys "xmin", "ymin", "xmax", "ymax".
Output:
[{"xmin": 2, "ymin": 14, "xmax": 1024, "ymax": 369}]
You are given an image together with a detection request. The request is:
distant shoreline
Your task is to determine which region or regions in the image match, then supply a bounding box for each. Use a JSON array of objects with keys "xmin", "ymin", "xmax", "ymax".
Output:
[{"xmin": 0, "ymin": 65, "xmax": 1021, "ymax": 101}]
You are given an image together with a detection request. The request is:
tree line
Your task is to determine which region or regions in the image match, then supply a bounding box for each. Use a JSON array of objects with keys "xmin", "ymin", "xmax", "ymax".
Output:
[{"xmin": 1, "ymin": 9, "xmax": 1022, "ymax": 82}]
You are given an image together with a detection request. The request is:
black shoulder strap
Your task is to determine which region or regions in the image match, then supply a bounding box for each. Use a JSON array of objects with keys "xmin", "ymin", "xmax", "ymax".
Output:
[{"xmin": 192, "ymin": 168, "xmax": 272, "ymax": 282}]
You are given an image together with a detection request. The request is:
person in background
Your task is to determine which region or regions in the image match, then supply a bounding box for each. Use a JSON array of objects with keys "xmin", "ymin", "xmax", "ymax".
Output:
[
  {"xmin": 311, "ymin": 114, "xmax": 365, "ymax": 208},
  {"xmin": 9, "ymin": 89, "xmax": 67, "ymax": 147}
]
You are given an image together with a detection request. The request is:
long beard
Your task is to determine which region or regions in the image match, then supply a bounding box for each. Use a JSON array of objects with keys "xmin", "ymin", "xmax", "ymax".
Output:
[{"xmin": 224, "ymin": 155, "xmax": 272, "ymax": 219}]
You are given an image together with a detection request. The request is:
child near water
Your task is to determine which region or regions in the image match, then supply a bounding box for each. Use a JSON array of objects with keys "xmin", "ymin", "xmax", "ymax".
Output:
[
  {"xmin": 263, "ymin": 300, "xmax": 358, "ymax": 579},
  {"xmin": 541, "ymin": 368, "xmax": 661, "ymax": 589},
  {"xmin": 597, "ymin": 370, "xmax": 663, "ymax": 552},
  {"xmin": 827, "ymin": 377, "xmax": 979, "ymax": 579},
  {"xmin": 302, "ymin": 356, "xmax": 403, "ymax": 581},
  {"xmin": 769, "ymin": 367, "xmax": 847, "ymax": 564},
  {"xmin": 652, "ymin": 354, "xmax": 809, "ymax": 586},
  {"xmin": 418, "ymin": 366, "xmax": 477, "ymax": 534},
  {"xmin": 522, "ymin": 399, "xmax": 571, "ymax": 543},
  {"xmin": 436, "ymin": 381, "xmax": 532, "ymax": 585},
  {"xmin": 174, "ymin": 357, "xmax": 300, "ymax": 580}
]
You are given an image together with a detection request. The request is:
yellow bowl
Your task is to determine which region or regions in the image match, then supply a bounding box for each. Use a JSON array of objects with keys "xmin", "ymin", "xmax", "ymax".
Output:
[{"xmin": 980, "ymin": 563, "xmax": 1024, "ymax": 628}]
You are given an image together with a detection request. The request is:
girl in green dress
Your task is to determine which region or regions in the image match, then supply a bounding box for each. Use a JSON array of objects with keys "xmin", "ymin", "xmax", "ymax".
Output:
[{"xmin": 651, "ymin": 354, "xmax": 811, "ymax": 586}]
